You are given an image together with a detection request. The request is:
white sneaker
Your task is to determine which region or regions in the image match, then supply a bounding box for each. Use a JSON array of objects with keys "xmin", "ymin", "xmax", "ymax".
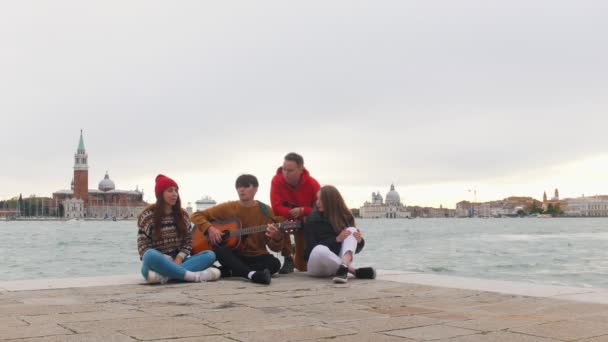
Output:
[
  {"xmin": 147, "ymin": 270, "xmax": 169, "ymax": 284},
  {"xmin": 196, "ymin": 268, "xmax": 221, "ymax": 282}
]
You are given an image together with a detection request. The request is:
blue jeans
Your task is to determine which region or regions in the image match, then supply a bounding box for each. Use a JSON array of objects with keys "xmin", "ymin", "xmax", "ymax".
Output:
[{"xmin": 141, "ymin": 249, "xmax": 216, "ymax": 281}]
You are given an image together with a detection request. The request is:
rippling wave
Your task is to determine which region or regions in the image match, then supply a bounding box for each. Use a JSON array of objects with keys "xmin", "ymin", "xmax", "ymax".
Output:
[{"xmin": 2, "ymin": 218, "xmax": 608, "ymax": 288}]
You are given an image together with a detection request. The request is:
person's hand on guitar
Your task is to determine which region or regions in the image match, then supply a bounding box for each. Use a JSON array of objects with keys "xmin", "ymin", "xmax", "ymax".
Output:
[
  {"xmin": 265, "ymin": 224, "xmax": 283, "ymax": 241},
  {"xmin": 288, "ymin": 207, "xmax": 303, "ymax": 219},
  {"xmin": 207, "ymin": 226, "xmax": 223, "ymax": 246}
]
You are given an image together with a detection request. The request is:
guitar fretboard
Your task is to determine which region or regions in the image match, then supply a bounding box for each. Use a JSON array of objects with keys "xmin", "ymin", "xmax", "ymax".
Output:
[{"xmin": 228, "ymin": 222, "xmax": 298, "ymax": 237}]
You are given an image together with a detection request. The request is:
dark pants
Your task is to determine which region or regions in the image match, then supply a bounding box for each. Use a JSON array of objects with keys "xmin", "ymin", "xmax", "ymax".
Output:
[
  {"xmin": 214, "ymin": 246, "xmax": 281, "ymax": 279},
  {"xmin": 280, "ymin": 231, "xmax": 307, "ymax": 271},
  {"xmin": 281, "ymin": 231, "xmax": 294, "ymax": 256}
]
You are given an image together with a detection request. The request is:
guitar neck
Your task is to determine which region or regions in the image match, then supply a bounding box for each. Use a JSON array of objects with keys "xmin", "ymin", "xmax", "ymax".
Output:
[{"xmin": 231, "ymin": 222, "xmax": 294, "ymax": 237}]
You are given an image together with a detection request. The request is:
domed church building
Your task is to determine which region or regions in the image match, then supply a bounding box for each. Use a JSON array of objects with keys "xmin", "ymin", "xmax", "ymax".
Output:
[
  {"xmin": 359, "ymin": 184, "xmax": 411, "ymax": 218},
  {"xmin": 52, "ymin": 131, "xmax": 148, "ymax": 219}
]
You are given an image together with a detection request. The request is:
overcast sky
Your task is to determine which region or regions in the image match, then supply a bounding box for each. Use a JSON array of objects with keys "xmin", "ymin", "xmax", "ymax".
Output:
[{"xmin": 1, "ymin": 1, "xmax": 607, "ymax": 208}]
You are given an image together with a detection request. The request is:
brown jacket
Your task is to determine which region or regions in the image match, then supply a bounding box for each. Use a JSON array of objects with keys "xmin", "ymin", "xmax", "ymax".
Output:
[{"xmin": 191, "ymin": 201, "xmax": 284, "ymax": 257}]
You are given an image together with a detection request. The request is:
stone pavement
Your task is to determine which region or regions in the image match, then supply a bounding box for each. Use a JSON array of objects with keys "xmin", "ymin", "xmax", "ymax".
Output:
[{"xmin": 3, "ymin": 272, "xmax": 608, "ymax": 341}]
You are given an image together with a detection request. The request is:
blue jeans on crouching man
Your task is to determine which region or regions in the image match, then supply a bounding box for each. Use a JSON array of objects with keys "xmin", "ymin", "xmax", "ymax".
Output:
[{"xmin": 141, "ymin": 249, "xmax": 216, "ymax": 281}]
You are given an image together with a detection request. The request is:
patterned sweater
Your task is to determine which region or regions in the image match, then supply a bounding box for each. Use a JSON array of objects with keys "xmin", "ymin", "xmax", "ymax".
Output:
[{"xmin": 137, "ymin": 206, "xmax": 192, "ymax": 260}]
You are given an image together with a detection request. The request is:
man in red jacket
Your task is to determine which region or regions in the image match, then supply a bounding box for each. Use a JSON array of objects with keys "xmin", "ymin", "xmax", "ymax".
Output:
[{"xmin": 271, "ymin": 152, "xmax": 321, "ymax": 273}]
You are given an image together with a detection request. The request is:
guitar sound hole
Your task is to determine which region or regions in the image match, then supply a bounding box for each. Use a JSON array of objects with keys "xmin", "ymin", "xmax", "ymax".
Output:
[{"xmin": 219, "ymin": 231, "xmax": 230, "ymax": 246}]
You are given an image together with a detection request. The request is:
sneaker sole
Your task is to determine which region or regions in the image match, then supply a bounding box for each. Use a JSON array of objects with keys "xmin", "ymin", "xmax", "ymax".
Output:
[{"xmin": 332, "ymin": 276, "xmax": 348, "ymax": 284}]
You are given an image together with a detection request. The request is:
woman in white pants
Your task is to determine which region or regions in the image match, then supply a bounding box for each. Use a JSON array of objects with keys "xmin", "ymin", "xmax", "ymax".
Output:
[{"xmin": 303, "ymin": 185, "xmax": 375, "ymax": 283}]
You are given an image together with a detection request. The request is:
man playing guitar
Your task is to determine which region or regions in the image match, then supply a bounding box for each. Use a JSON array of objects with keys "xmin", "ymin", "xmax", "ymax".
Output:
[{"xmin": 191, "ymin": 174, "xmax": 284, "ymax": 285}]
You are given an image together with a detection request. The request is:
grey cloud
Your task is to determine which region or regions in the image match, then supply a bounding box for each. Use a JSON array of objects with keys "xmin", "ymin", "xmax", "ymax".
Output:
[{"xmin": 1, "ymin": 0, "xmax": 607, "ymax": 201}]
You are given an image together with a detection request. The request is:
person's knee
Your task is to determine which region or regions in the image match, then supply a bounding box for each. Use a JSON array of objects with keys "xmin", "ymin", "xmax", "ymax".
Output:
[
  {"xmin": 140, "ymin": 265, "xmax": 148, "ymax": 279},
  {"xmin": 201, "ymin": 250, "xmax": 216, "ymax": 262},
  {"xmin": 190, "ymin": 250, "xmax": 216, "ymax": 267},
  {"xmin": 142, "ymin": 249, "xmax": 162, "ymax": 262},
  {"xmin": 310, "ymin": 245, "xmax": 330, "ymax": 258}
]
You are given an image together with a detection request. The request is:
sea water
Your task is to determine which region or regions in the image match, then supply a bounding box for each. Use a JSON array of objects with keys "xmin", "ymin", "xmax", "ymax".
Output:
[{"xmin": 1, "ymin": 218, "xmax": 608, "ymax": 288}]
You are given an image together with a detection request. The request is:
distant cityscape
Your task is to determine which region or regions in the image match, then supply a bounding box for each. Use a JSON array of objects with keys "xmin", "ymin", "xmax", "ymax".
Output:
[
  {"xmin": 0, "ymin": 131, "xmax": 222, "ymax": 221},
  {"xmin": 1, "ymin": 131, "xmax": 607, "ymax": 220},
  {"xmin": 356, "ymin": 185, "xmax": 608, "ymax": 218},
  {"xmin": 0, "ymin": 131, "xmax": 147, "ymax": 220}
]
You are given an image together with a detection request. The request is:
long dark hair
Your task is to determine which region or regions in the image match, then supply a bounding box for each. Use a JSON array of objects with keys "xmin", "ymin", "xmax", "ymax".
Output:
[
  {"xmin": 319, "ymin": 185, "xmax": 355, "ymax": 234},
  {"xmin": 151, "ymin": 193, "xmax": 188, "ymax": 240}
]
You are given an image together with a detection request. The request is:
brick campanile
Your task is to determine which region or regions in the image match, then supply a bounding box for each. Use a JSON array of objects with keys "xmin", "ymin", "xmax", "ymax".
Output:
[{"xmin": 73, "ymin": 130, "xmax": 89, "ymax": 201}]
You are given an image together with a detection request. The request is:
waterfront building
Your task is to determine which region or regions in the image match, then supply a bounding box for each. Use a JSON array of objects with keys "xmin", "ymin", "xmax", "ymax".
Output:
[
  {"xmin": 359, "ymin": 184, "xmax": 411, "ymax": 218},
  {"xmin": 52, "ymin": 131, "xmax": 148, "ymax": 219},
  {"xmin": 1, "ymin": 196, "xmax": 57, "ymax": 218},
  {"xmin": 0, "ymin": 209, "xmax": 19, "ymax": 219},
  {"xmin": 195, "ymin": 196, "xmax": 216, "ymax": 211},
  {"xmin": 455, "ymin": 201, "xmax": 474, "ymax": 217},
  {"xmin": 62, "ymin": 198, "xmax": 85, "ymax": 219},
  {"xmin": 408, "ymin": 205, "xmax": 456, "ymax": 218},
  {"xmin": 563, "ymin": 196, "xmax": 608, "ymax": 217},
  {"xmin": 542, "ymin": 188, "xmax": 563, "ymax": 211},
  {"xmin": 456, "ymin": 197, "xmax": 540, "ymax": 217}
]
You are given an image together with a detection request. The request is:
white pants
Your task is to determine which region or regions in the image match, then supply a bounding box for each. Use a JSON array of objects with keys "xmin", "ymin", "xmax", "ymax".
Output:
[{"xmin": 307, "ymin": 227, "xmax": 358, "ymax": 277}]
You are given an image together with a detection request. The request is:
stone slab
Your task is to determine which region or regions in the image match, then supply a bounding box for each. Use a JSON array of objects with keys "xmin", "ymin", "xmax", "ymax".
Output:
[
  {"xmin": 227, "ymin": 325, "xmax": 353, "ymax": 341},
  {"xmin": 318, "ymin": 332, "xmax": 418, "ymax": 341},
  {"xmin": 3, "ymin": 332, "xmax": 136, "ymax": 342},
  {"xmin": 380, "ymin": 272, "xmax": 608, "ymax": 304},
  {"xmin": 1, "ymin": 323, "xmax": 73, "ymax": 340},
  {"xmin": 384, "ymin": 324, "xmax": 480, "ymax": 340},
  {"xmin": 2, "ymin": 272, "xmax": 608, "ymax": 341},
  {"xmin": 4, "ymin": 271, "xmax": 608, "ymax": 307},
  {"xmin": 444, "ymin": 331, "xmax": 562, "ymax": 342},
  {"xmin": 0, "ymin": 274, "xmax": 142, "ymax": 292},
  {"xmin": 509, "ymin": 320, "xmax": 608, "ymax": 341}
]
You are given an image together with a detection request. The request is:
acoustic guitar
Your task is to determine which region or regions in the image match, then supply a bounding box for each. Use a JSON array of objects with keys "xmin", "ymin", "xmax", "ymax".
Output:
[{"xmin": 192, "ymin": 218, "xmax": 301, "ymax": 254}]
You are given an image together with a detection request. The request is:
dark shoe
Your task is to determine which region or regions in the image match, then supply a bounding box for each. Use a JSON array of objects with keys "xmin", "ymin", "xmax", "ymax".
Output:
[
  {"xmin": 216, "ymin": 266, "xmax": 232, "ymax": 278},
  {"xmin": 355, "ymin": 267, "xmax": 376, "ymax": 279},
  {"xmin": 332, "ymin": 264, "xmax": 349, "ymax": 283},
  {"xmin": 251, "ymin": 269, "xmax": 271, "ymax": 285},
  {"xmin": 279, "ymin": 256, "xmax": 294, "ymax": 274}
]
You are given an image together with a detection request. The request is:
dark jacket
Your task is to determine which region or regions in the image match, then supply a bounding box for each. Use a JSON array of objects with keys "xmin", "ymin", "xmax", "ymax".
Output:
[{"xmin": 303, "ymin": 210, "xmax": 365, "ymax": 261}]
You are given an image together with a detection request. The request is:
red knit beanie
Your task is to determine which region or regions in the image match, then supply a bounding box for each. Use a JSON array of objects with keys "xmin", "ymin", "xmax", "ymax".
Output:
[{"xmin": 155, "ymin": 174, "xmax": 178, "ymax": 197}]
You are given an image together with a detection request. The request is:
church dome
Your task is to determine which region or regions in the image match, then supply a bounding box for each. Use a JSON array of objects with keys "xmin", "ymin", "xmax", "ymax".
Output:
[
  {"xmin": 98, "ymin": 172, "xmax": 115, "ymax": 191},
  {"xmin": 386, "ymin": 184, "xmax": 401, "ymax": 204}
]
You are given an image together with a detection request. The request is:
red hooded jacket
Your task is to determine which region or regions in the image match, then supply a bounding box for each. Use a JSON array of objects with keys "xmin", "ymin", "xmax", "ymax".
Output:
[{"xmin": 270, "ymin": 167, "xmax": 320, "ymax": 220}]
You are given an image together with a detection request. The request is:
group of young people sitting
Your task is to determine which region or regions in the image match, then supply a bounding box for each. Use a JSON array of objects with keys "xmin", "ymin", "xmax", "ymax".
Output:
[{"xmin": 136, "ymin": 152, "xmax": 376, "ymax": 285}]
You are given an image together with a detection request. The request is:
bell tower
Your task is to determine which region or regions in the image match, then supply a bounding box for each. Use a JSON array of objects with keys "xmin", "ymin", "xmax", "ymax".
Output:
[{"xmin": 73, "ymin": 130, "xmax": 89, "ymax": 201}]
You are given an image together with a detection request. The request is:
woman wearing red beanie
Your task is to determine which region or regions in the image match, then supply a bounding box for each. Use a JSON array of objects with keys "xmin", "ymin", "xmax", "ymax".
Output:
[{"xmin": 137, "ymin": 174, "xmax": 219, "ymax": 284}]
